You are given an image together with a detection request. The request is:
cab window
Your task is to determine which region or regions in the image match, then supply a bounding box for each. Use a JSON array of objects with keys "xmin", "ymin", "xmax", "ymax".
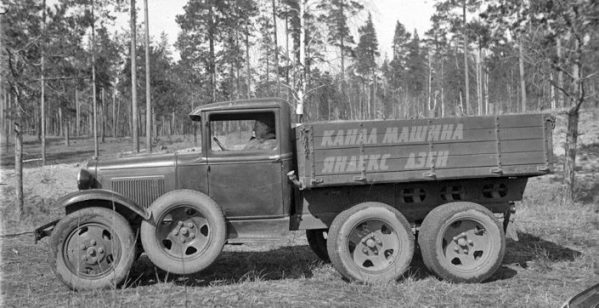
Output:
[{"xmin": 209, "ymin": 112, "xmax": 277, "ymax": 153}]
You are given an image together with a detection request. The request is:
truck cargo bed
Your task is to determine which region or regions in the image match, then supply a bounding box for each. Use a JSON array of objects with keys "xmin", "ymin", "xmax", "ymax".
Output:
[{"xmin": 295, "ymin": 114, "xmax": 554, "ymax": 189}]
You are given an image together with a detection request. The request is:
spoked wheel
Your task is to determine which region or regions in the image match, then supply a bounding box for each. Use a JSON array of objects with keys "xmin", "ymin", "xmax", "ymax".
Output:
[
  {"xmin": 327, "ymin": 202, "xmax": 414, "ymax": 283},
  {"xmin": 49, "ymin": 207, "xmax": 136, "ymax": 290},
  {"xmin": 141, "ymin": 190, "xmax": 226, "ymax": 274},
  {"xmin": 306, "ymin": 229, "xmax": 329, "ymax": 262},
  {"xmin": 418, "ymin": 202, "xmax": 505, "ymax": 283}
]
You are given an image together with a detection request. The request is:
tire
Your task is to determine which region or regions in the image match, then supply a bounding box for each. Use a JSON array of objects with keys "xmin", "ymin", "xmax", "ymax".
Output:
[
  {"xmin": 140, "ymin": 190, "xmax": 226, "ymax": 275},
  {"xmin": 418, "ymin": 202, "xmax": 506, "ymax": 283},
  {"xmin": 49, "ymin": 207, "xmax": 137, "ymax": 290},
  {"xmin": 306, "ymin": 229, "xmax": 330, "ymax": 263},
  {"xmin": 327, "ymin": 202, "xmax": 415, "ymax": 283}
]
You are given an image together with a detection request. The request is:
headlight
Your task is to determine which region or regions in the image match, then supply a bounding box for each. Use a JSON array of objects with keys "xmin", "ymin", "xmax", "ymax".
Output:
[{"xmin": 77, "ymin": 169, "xmax": 93, "ymax": 190}]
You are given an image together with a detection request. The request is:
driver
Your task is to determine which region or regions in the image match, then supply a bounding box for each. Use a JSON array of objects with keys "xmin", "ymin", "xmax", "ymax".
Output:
[{"xmin": 244, "ymin": 116, "xmax": 277, "ymax": 151}]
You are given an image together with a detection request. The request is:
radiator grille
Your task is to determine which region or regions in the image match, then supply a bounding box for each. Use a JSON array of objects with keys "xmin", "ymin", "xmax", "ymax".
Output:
[{"xmin": 111, "ymin": 176, "xmax": 165, "ymax": 208}]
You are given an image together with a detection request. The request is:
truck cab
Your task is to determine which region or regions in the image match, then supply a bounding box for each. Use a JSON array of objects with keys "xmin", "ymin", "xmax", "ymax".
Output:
[{"xmin": 184, "ymin": 98, "xmax": 295, "ymax": 241}]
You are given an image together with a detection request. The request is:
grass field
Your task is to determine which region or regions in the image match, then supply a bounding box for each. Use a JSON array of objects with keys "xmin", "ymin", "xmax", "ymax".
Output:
[{"xmin": 1, "ymin": 111, "xmax": 598, "ymax": 307}]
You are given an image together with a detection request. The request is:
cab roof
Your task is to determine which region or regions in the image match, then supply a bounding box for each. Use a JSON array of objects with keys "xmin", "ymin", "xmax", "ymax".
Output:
[{"xmin": 189, "ymin": 98, "xmax": 288, "ymax": 121}]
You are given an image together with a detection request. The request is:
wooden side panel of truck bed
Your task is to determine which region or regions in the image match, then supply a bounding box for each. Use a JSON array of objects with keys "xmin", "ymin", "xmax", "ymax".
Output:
[{"xmin": 295, "ymin": 113, "xmax": 554, "ymax": 189}]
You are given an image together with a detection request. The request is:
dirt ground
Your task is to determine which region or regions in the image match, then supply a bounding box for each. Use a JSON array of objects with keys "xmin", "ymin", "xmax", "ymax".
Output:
[{"xmin": 0, "ymin": 110, "xmax": 598, "ymax": 307}]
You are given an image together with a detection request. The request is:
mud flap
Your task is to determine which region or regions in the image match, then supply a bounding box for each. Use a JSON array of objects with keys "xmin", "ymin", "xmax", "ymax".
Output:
[
  {"xmin": 34, "ymin": 219, "xmax": 59, "ymax": 244},
  {"xmin": 503, "ymin": 203, "xmax": 519, "ymax": 241}
]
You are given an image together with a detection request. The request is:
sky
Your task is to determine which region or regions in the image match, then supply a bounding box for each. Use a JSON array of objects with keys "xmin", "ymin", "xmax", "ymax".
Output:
[{"xmin": 129, "ymin": 0, "xmax": 434, "ymax": 61}]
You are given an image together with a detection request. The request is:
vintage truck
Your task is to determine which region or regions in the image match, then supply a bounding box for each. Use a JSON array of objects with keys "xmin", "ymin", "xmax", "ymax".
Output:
[{"xmin": 35, "ymin": 98, "xmax": 555, "ymax": 290}]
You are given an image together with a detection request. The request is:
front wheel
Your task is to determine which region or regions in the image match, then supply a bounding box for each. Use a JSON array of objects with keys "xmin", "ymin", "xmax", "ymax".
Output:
[
  {"xmin": 327, "ymin": 202, "xmax": 415, "ymax": 283},
  {"xmin": 141, "ymin": 190, "xmax": 226, "ymax": 275},
  {"xmin": 49, "ymin": 207, "xmax": 137, "ymax": 290},
  {"xmin": 418, "ymin": 202, "xmax": 506, "ymax": 283}
]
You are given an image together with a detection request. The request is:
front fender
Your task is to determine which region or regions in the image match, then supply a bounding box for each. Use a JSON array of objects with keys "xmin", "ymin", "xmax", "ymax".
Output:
[
  {"xmin": 35, "ymin": 189, "xmax": 150, "ymax": 243},
  {"xmin": 59, "ymin": 189, "xmax": 151, "ymax": 220}
]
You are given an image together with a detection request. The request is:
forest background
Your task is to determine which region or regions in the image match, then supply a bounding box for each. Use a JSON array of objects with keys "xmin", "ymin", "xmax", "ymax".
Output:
[{"xmin": 1, "ymin": 0, "xmax": 599, "ymax": 211}]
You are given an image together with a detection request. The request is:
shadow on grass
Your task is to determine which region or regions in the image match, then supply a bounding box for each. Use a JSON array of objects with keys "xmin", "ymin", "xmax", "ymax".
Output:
[
  {"xmin": 124, "ymin": 231, "xmax": 582, "ymax": 288},
  {"xmin": 126, "ymin": 245, "xmax": 319, "ymax": 288},
  {"xmin": 406, "ymin": 231, "xmax": 582, "ymax": 283},
  {"xmin": 504, "ymin": 232, "xmax": 582, "ymax": 266},
  {"xmin": 574, "ymin": 179, "xmax": 599, "ymax": 205}
]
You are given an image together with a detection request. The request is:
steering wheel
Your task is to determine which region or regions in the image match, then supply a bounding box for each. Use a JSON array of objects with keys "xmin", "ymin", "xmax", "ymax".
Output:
[{"xmin": 212, "ymin": 136, "xmax": 227, "ymax": 151}]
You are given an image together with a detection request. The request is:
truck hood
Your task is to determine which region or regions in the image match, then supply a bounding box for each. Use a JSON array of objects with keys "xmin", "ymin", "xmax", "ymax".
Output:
[{"xmin": 94, "ymin": 152, "xmax": 177, "ymax": 172}]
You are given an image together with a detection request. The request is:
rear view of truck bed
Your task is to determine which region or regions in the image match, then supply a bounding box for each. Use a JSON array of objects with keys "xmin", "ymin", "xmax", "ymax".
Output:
[{"xmin": 296, "ymin": 113, "xmax": 554, "ymax": 189}]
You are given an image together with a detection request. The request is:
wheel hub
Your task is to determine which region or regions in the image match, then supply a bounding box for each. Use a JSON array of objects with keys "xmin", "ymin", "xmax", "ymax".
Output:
[
  {"xmin": 365, "ymin": 238, "xmax": 376, "ymax": 248},
  {"xmin": 171, "ymin": 222, "xmax": 197, "ymax": 243},
  {"xmin": 155, "ymin": 206, "xmax": 212, "ymax": 259},
  {"xmin": 82, "ymin": 241, "xmax": 106, "ymax": 264},
  {"xmin": 349, "ymin": 220, "xmax": 401, "ymax": 271},
  {"xmin": 64, "ymin": 221, "xmax": 120, "ymax": 277},
  {"xmin": 443, "ymin": 220, "xmax": 490, "ymax": 268}
]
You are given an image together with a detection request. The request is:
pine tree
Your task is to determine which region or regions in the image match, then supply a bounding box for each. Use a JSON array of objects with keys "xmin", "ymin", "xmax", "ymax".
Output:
[
  {"xmin": 176, "ymin": 0, "xmax": 226, "ymax": 103},
  {"xmin": 355, "ymin": 13, "xmax": 378, "ymax": 119},
  {"xmin": 3, "ymin": 0, "xmax": 44, "ymax": 218},
  {"xmin": 319, "ymin": 0, "xmax": 363, "ymax": 96},
  {"xmin": 433, "ymin": 0, "xmax": 482, "ymax": 115}
]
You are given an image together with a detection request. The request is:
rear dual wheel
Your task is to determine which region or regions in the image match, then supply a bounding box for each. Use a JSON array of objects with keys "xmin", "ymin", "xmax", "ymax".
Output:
[
  {"xmin": 418, "ymin": 202, "xmax": 505, "ymax": 283},
  {"xmin": 327, "ymin": 202, "xmax": 415, "ymax": 283}
]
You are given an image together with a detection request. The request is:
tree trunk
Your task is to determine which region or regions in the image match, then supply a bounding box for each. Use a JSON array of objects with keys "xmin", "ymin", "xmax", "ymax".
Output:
[
  {"xmin": 41, "ymin": 67, "xmax": 46, "ymax": 164},
  {"xmin": 484, "ymin": 67, "xmax": 489, "ymax": 115},
  {"xmin": 5, "ymin": 93, "xmax": 11, "ymax": 153},
  {"xmin": 130, "ymin": 0, "xmax": 139, "ymax": 152},
  {"xmin": 193, "ymin": 122, "xmax": 197, "ymax": 145},
  {"xmin": 462, "ymin": 1, "xmax": 470, "ymax": 115},
  {"xmin": 116, "ymin": 93, "xmax": 121, "ymax": 137},
  {"xmin": 91, "ymin": 1, "xmax": 99, "ymax": 156},
  {"xmin": 235, "ymin": 29, "xmax": 241, "ymax": 100},
  {"xmin": 64, "ymin": 107, "xmax": 70, "ymax": 147},
  {"xmin": 285, "ymin": 15, "xmax": 290, "ymax": 99},
  {"xmin": 112, "ymin": 90, "xmax": 116, "ymax": 137},
  {"xmin": 14, "ymin": 93, "xmax": 24, "ymax": 219},
  {"xmin": 266, "ymin": 46, "xmax": 270, "ymax": 87},
  {"xmin": 518, "ymin": 39, "xmax": 527, "ymax": 112},
  {"xmin": 57, "ymin": 105, "xmax": 62, "ymax": 137},
  {"xmin": 272, "ymin": 0, "xmax": 280, "ymax": 96},
  {"xmin": 0, "ymin": 88, "xmax": 3, "ymax": 150},
  {"xmin": 339, "ymin": 2, "xmax": 346, "ymax": 117},
  {"xmin": 441, "ymin": 60, "xmax": 445, "ymax": 117},
  {"xmin": 41, "ymin": 0, "xmax": 46, "ymax": 165},
  {"xmin": 556, "ymin": 39, "xmax": 564, "ymax": 108},
  {"xmin": 101, "ymin": 88, "xmax": 105, "ymax": 143},
  {"xmin": 152, "ymin": 107, "xmax": 157, "ymax": 139},
  {"xmin": 296, "ymin": 0, "xmax": 305, "ymax": 122},
  {"xmin": 427, "ymin": 51, "xmax": 433, "ymax": 117},
  {"xmin": 171, "ymin": 111, "xmax": 175, "ymax": 136},
  {"xmin": 371, "ymin": 70, "xmax": 376, "ymax": 119},
  {"xmin": 561, "ymin": 109, "xmax": 578, "ymax": 205},
  {"xmin": 476, "ymin": 44, "xmax": 483, "ymax": 115},
  {"xmin": 245, "ymin": 23, "xmax": 251, "ymax": 99},
  {"xmin": 0, "ymin": 13, "xmax": 3, "ymax": 149},
  {"xmin": 75, "ymin": 89, "xmax": 80, "ymax": 137},
  {"xmin": 208, "ymin": 4, "xmax": 216, "ymax": 103},
  {"xmin": 144, "ymin": 0, "xmax": 152, "ymax": 152}
]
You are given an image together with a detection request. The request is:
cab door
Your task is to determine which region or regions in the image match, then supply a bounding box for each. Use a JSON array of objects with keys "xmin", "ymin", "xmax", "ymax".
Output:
[{"xmin": 205, "ymin": 109, "xmax": 285, "ymax": 219}]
